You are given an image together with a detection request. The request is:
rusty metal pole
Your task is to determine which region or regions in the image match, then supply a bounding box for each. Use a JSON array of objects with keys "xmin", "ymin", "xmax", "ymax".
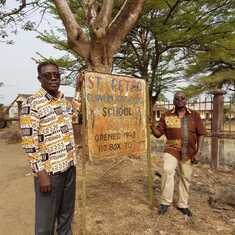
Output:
[{"xmin": 211, "ymin": 90, "xmax": 225, "ymax": 168}]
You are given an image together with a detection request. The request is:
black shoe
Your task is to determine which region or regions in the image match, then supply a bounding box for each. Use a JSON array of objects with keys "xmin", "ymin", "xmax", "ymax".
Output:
[
  {"xmin": 159, "ymin": 204, "xmax": 169, "ymax": 215},
  {"xmin": 177, "ymin": 207, "xmax": 192, "ymax": 217}
]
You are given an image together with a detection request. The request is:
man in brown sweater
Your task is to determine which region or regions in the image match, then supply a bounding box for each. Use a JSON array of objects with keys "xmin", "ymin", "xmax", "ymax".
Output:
[{"xmin": 151, "ymin": 92, "xmax": 206, "ymax": 216}]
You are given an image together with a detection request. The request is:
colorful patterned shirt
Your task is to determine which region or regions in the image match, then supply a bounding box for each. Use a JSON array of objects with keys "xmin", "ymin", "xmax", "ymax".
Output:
[
  {"xmin": 156, "ymin": 107, "xmax": 206, "ymax": 160},
  {"xmin": 20, "ymin": 88, "xmax": 77, "ymax": 174}
]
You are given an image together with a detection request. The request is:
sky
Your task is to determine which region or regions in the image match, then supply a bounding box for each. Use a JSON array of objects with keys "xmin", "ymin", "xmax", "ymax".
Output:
[
  {"xmin": 0, "ymin": 29, "xmax": 75, "ymax": 105},
  {"xmin": 0, "ymin": 2, "xmax": 75, "ymax": 105},
  {"xmin": 0, "ymin": 2, "xmax": 174, "ymax": 105},
  {"xmin": 0, "ymin": 30, "xmax": 174, "ymax": 105}
]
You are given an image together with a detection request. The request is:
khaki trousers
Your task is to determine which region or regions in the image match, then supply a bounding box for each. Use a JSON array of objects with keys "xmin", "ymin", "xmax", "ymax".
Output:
[{"xmin": 160, "ymin": 153, "xmax": 192, "ymax": 208}]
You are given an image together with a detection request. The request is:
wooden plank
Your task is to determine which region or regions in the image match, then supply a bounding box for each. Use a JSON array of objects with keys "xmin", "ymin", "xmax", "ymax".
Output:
[{"xmin": 83, "ymin": 72, "xmax": 147, "ymax": 160}]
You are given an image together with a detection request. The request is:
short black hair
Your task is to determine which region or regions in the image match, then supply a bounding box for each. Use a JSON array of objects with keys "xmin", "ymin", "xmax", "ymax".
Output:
[
  {"xmin": 37, "ymin": 61, "xmax": 59, "ymax": 74},
  {"xmin": 174, "ymin": 91, "xmax": 186, "ymax": 99}
]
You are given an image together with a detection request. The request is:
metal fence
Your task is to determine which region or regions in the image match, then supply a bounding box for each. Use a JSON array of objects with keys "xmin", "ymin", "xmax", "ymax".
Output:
[
  {"xmin": 154, "ymin": 95, "xmax": 235, "ymax": 137},
  {"xmin": 154, "ymin": 93, "xmax": 235, "ymax": 167}
]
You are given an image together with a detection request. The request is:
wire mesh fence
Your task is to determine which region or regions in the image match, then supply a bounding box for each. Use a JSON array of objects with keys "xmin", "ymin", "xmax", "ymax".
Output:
[
  {"xmin": 153, "ymin": 95, "xmax": 235, "ymax": 166},
  {"xmin": 154, "ymin": 95, "xmax": 235, "ymax": 138}
]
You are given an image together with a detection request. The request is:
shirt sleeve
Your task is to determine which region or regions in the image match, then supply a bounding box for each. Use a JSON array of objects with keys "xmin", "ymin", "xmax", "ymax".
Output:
[
  {"xmin": 20, "ymin": 99, "xmax": 44, "ymax": 173},
  {"xmin": 195, "ymin": 111, "xmax": 207, "ymax": 136}
]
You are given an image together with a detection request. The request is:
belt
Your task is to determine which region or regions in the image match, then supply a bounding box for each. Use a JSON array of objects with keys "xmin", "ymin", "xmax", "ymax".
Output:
[{"xmin": 49, "ymin": 166, "xmax": 75, "ymax": 176}]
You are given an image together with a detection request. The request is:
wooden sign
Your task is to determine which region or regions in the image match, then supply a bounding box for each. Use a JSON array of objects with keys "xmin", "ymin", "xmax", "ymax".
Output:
[{"xmin": 83, "ymin": 72, "xmax": 147, "ymax": 160}]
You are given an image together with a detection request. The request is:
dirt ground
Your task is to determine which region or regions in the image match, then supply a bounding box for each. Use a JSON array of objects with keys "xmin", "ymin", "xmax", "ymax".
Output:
[{"xmin": 0, "ymin": 130, "xmax": 235, "ymax": 235}]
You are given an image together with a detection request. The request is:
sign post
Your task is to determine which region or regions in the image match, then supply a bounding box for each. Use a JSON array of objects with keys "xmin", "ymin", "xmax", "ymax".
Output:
[
  {"xmin": 78, "ymin": 71, "xmax": 153, "ymax": 233},
  {"xmin": 83, "ymin": 72, "xmax": 147, "ymax": 160},
  {"xmin": 145, "ymin": 82, "xmax": 154, "ymax": 208}
]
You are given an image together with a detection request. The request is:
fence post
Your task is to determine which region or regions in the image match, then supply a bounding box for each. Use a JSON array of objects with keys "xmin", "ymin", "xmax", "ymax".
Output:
[
  {"xmin": 17, "ymin": 100, "xmax": 23, "ymax": 119},
  {"xmin": 17, "ymin": 100, "xmax": 23, "ymax": 127},
  {"xmin": 210, "ymin": 90, "xmax": 225, "ymax": 168}
]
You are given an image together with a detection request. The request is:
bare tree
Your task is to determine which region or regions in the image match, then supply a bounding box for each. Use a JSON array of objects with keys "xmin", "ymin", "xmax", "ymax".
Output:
[
  {"xmin": 53, "ymin": 0, "xmax": 145, "ymax": 73},
  {"xmin": 1, "ymin": 1, "xmax": 144, "ymax": 73},
  {"xmin": 0, "ymin": 0, "xmax": 26, "ymax": 18}
]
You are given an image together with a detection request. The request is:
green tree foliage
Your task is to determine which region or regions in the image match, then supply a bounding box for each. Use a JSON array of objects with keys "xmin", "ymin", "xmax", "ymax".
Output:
[
  {"xmin": 1, "ymin": 1, "xmax": 235, "ymax": 101},
  {"xmin": 116, "ymin": 0, "xmax": 235, "ymax": 102},
  {"xmin": 1, "ymin": 0, "xmax": 145, "ymax": 73},
  {"xmin": 183, "ymin": 42, "xmax": 235, "ymax": 98},
  {"xmin": 34, "ymin": 0, "xmax": 235, "ymax": 103},
  {"xmin": 180, "ymin": 1, "xmax": 235, "ymax": 97}
]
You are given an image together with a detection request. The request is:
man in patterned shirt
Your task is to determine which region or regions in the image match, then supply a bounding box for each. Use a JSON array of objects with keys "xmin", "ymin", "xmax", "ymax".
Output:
[
  {"xmin": 151, "ymin": 92, "xmax": 206, "ymax": 217},
  {"xmin": 20, "ymin": 62, "xmax": 78, "ymax": 234}
]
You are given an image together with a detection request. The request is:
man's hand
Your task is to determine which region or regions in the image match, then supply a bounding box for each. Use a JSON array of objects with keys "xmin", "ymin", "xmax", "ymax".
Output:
[
  {"xmin": 192, "ymin": 135, "xmax": 204, "ymax": 164},
  {"xmin": 149, "ymin": 117, "xmax": 154, "ymax": 129},
  {"xmin": 76, "ymin": 73, "xmax": 84, "ymax": 92},
  {"xmin": 38, "ymin": 170, "xmax": 52, "ymax": 193},
  {"xmin": 191, "ymin": 151, "xmax": 202, "ymax": 164},
  {"xmin": 150, "ymin": 120, "xmax": 162, "ymax": 138}
]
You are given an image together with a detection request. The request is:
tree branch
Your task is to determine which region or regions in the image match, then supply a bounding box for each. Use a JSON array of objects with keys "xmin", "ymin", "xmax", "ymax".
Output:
[
  {"xmin": 185, "ymin": 0, "xmax": 230, "ymax": 32},
  {"xmin": 163, "ymin": 0, "xmax": 172, "ymax": 10},
  {"xmin": 53, "ymin": 0, "xmax": 90, "ymax": 59},
  {"xmin": 163, "ymin": 0, "xmax": 181, "ymax": 25},
  {"xmin": 0, "ymin": 0, "xmax": 27, "ymax": 19},
  {"xmin": 82, "ymin": 0, "xmax": 97, "ymax": 25},
  {"xmin": 92, "ymin": 0, "xmax": 113, "ymax": 38},
  {"xmin": 107, "ymin": 0, "xmax": 144, "ymax": 56},
  {"xmin": 128, "ymin": 39, "xmax": 143, "ymax": 69}
]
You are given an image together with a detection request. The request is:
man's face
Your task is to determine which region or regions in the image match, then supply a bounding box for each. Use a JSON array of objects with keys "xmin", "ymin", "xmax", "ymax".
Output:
[
  {"xmin": 38, "ymin": 64, "xmax": 60, "ymax": 94},
  {"xmin": 173, "ymin": 92, "xmax": 187, "ymax": 109}
]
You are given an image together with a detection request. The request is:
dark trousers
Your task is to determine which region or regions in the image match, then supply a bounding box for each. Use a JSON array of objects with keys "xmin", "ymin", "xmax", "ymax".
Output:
[{"xmin": 34, "ymin": 166, "xmax": 76, "ymax": 235}]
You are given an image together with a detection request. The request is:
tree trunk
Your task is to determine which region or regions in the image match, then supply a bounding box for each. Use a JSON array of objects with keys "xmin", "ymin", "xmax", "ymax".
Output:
[
  {"xmin": 53, "ymin": 0, "xmax": 145, "ymax": 74},
  {"xmin": 87, "ymin": 39, "xmax": 113, "ymax": 73}
]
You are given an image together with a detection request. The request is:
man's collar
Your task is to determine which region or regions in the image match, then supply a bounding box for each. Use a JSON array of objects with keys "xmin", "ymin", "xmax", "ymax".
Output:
[
  {"xmin": 171, "ymin": 106, "xmax": 192, "ymax": 114},
  {"xmin": 39, "ymin": 87, "xmax": 64, "ymax": 100}
]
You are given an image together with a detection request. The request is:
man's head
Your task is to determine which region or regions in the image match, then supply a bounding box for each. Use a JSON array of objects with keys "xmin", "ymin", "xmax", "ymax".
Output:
[
  {"xmin": 173, "ymin": 91, "xmax": 187, "ymax": 109},
  {"xmin": 37, "ymin": 62, "xmax": 60, "ymax": 96}
]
